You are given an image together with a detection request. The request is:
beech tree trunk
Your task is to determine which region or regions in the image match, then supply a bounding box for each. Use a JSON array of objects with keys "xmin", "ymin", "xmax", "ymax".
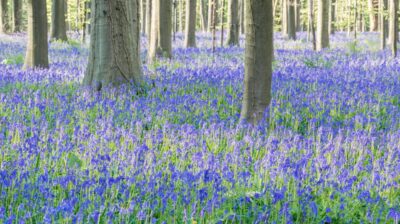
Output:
[
  {"xmin": 369, "ymin": 0, "xmax": 379, "ymax": 31},
  {"xmin": 13, "ymin": 0, "xmax": 22, "ymax": 32},
  {"xmin": 200, "ymin": 0, "xmax": 208, "ymax": 31},
  {"xmin": 185, "ymin": 0, "xmax": 196, "ymax": 47},
  {"xmin": 241, "ymin": 0, "xmax": 273, "ymax": 124},
  {"xmin": 330, "ymin": 0, "xmax": 336, "ymax": 34},
  {"xmin": 389, "ymin": 0, "xmax": 398, "ymax": 56},
  {"xmin": 146, "ymin": 0, "xmax": 151, "ymax": 36},
  {"xmin": 51, "ymin": 0, "xmax": 68, "ymax": 41},
  {"xmin": 0, "ymin": 0, "xmax": 8, "ymax": 33},
  {"xmin": 24, "ymin": 0, "xmax": 49, "ymax": 69},
  {"xmin": 226, "ymin": 0, "xmax": 239, "ymax": 45},
  {"xmin": 159, "ymin": 0, "xmax": 172, "ymax": 56},
  {"xmin": 239, "ymin": 0, "xmax": 244, "ymax": 34},
  {"xmin": 208, "ymin": 0, "xmax": 218, "ymax": 32},
  {"xmin": 288, "ymin": 0, "xmax": 296, "ymax": 40},
  {"xmin": 380, "ymin": 0, "xmax": 388, "ymax": 49},
  {"xmin": 317, "ymin": 0, "xmax": 329, "ymax": 50},
  {"xmin": 282, "ymin": 0, "xmax": 288, "ymax": 36},
  {"xmin": 141, "ymin": 0, "xmax": 146, "ymax": 34},
  {"xmin": 83, "ymin": 0, "xmax": 143, "ymax": 89}
]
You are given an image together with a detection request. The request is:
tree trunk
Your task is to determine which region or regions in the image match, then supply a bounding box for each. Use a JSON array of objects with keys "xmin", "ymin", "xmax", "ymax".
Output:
[
  {"xmin": 141, "ymin": 0, "xmax": 146, "ymax": 34},
  {"xmin": 310, "ymin": 0, "xmax": 316, "ymax": 50},
  {"xmin": 24, "ymin": 0, "xmax": 48, "ymax": 69},
  {"xmin": 51, "ymin": 0, "xmax": 68, "ymax": 41},
  {"xmin": 82, "ymin": 0, "xmax": 90, "ymax": 43},
  {"xmin": 148, "ymin": 0, "xmax": 159, "ymax": 62},
  {"xmin": 369, "ymin": 0, "xmax": 379, "ymax": 31},
  {"xmin": 211, "ymin": 0, "xmax": 216, "ymax": 51},
  {"xmin": 288, "ymin": 0, "xmax": 296, "ymax": 39},
  {"xmin": 220, "ymin": 0, "xmax": 224, "ymax": 46},
  {"xmin": 239, "ymin": 0, "xmax": 244, "ymax": 34},
  {"xmin": 146, "ymin": 0, "xmax": 152, "ymax": 36},
  {"xmin": 241, "ymin": 0, "xmax": 273, "ymax": 124},
  {"xmin": 159, "ymin": 0, "xmax": 172, "ymax": 57},
  {"xmin": 389, "ymin": 0, "xmax": 397, "ymax": 56},
  {"xmin": 83, "ymin": 0, "xmax": 143, "ymax": 88},
  {"xmin": 380, "ymin": 0, "xmax": 388, "ymax": 49},
  {"xmin": 317, "ymin": 0, "xmax": 329, "ymax": 50},
  {"xmin": 179, "ymin": 0, "xmax": 184, "ymax": 31},
  {"xmin": 0, "ymin": 0, "xmax": 8, "ymax": 33},
  {"xmin": 282, "ymin": 0, "xmax": 288, "ymax": 36},
  {"xmin": 185, "ymin": 0, "xmax": 196, "ymax": 47},
  {"xmin": 200, "ymin": 0, "xmax": 208, "ymax": 31},
  {"xmin": 226, "ymin": 0, "xmax": 239, "ymax": 45},
  {"xmin": 330, "ymin": 0, "xmax": 336, "ymax": 34},
  {"xmin": 12, "ymin": 0, "xmax": 21, "ymax": 32},
  {"xmin": 295, "ymin": 0, "xmax": 301, "ymax": 31},
  {"xmin": 208, "ymin": 0, "xmax": 218, "ymax": 32}
]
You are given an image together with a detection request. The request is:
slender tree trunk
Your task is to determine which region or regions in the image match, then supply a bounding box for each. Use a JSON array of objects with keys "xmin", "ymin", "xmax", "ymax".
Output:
[
  {"xmin": 141, "ymin": 0, "xmax": 146, "ymax": 34},
  {"xmin": 239, "ymin": 0, "xmax": 244, "ymax": 34},
  {"xmin": 310, "ymin": 0, "xmax": 316, "ymax": 50},
  {"xmin": 354, "ymin": 0, "xmax": 357, "ymax": 38},
  {"xmin": 146, "ymin": 0, "xmax": 152, "ymax": 36},
  {"xmin": 24, "ymin": 0, "xmax": 48, "ymax": 69},
  {"xmin": 200, "ymin": 0, "xmax": 208, "ymax": 31},
  {"xmin": 84, "ymin": 0, "xmax": 142, "ymax": 89},
  {"xmin": 295, "ymin": 0, "xmax": 301, "ymax": 31},
  {"xmin": 185, "ymin": 0, "xmax": 196, "ymax": 47},
  {"xmin": 288, "ymin": 0, "xmax": 296, "ymax": 39},
  {"xmin": 330, "ymin": 0, "xmax": 336, "ymax": 34},
  {"xmin": 317, "ymin": 0, "xmax": 329, "ymax": 50},
  {"xmin": 211, "ymin": 0, "xmax": 216, "ymax": 52},
  {"xmin": 149, "ymin": 0, "xmax": 159, "ymax": 62},
  {"xmin": 208, "ymin": 0, "xmax": 218, "ymax": 32},
  {"xmin": 0, "ymin": 0, "xmax": 9, "ymax": 33},
  {"xmin": 220, "ymin": 0, "xmax": 224, "ymax": 47},
  {"xmin": 51, "ymin": 0, "xmax": 68, "ymax": 41},
  {"xmin": 12, "ymin": 0, "xmax": 21, "ymax": 32},
  {"xmin": 389, "ymin": 0, "xmax": 397, "ymax": 56},
  {"xmin": 282, "ymin": 0, "xmax": 288, "ymax": 36},
  {"xmin": 380, "ymin": 0, "xmax": 388, "ymax": 49},
  {"xmin": 241, "ymin": 0, "xmax": 273, "ymax": 124},
  {"xmin": 226, "ymin": 0, "xmax": 239, "ymax": 45},
  {"xmin": 179, "ymin": 0, "xmax": 184, "ymax": 31}
]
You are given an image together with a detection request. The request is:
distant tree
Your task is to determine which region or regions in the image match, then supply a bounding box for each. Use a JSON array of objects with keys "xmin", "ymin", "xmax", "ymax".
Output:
[
  {"xmin": 83, "ymin": 0, "xmax": 143, "ymax": 89},
  {"xmin": 24, "ymin": 0, "xmax": 49, "ymax": 69},
  {"xmin": 330, "ymin": 0, "xmax": 336, "ymax": 34},
  {"xmin": 0, "ymin": 0, "xmax": 9, "ymax": 33},
  {"xmin": 317, "ymin": 0, "xmax": 329, "ymax": 50},
  {"xmin": 208, "ymin": 0, "xmax": 218, "ymax": 32},
  {"xmin": 148, "ymin": 0, "xmax": 172, "ymax": 62},
  {"xmin": 185, "ymin": 0, "xmax": 196, "ymax": 47},
  {"xmin": 369, "ymin": 0, "xmax": 378, "ymax": 31},
  {"xmin": 51, "ymin": 0, "xmax": 68, "ymax": 41},
  {"xmin": 146, "ymin": 0, "xmax": 151, "ymax": 36},
  {"xmin": 282, "ymin": 0, "xmax": 288, "ymax": 36},
  {"xmin": 380, "ymin": 0, "xmax": 388, "ymax": 49},
  {"xmin": 241, "ymin": 0, "xmax": 273, "ymax": 124},
  {"xmin": 226, "ymin": 0, "xmax": 239, "ymax": 45},
  {"xmin": 199, "ymin": 0, "xmax": 208, "ymax": 31},
  {"xmin": 239, "ymin": 0, "xmax": 244, "ymax": 34},
  {"xmin": 13, "ymin": 0, "xmax": 22, "ymax": 32},
  {"xmin": 141, "ymin": 0, "xmax": 146, "ymax": 34},
  {"xmin": 389, "ymin": 0, "xmax": 397, "ymax": 56},
  {"xmin": 288, "ymin": 0, "xmax": 296, "ymax": 40}
]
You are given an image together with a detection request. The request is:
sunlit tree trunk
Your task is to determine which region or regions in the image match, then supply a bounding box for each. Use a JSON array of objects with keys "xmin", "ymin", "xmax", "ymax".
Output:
[
  {"xmin": 380, "ymin": 0, "xmax": 388, "ymax": 49},
  {"xmin": 282, "ymin": 0, "xmax": 288, "ymax": 36},
  {"xmin": 317, "ymin": 0, "xmax": 329, "ymax": 50},
  {"xmin": 24, "ymin": 0, "xmax": 49, "ymax": 69},
  {"xmin": 227, "ymin": 0, "xmax": 239, "ymax": 45},
  {"xmin": 389, "ymin": 0, "xmax": 397, "ymax": 56},
  {"xmin": 241, "ymin": 0, "xmax": 273, "ymax": 124},
  {"xmin": 369, "ymin": 0, "xmax": 379, "ymax": 31},
  {"xmin": 51, "ymin": 0, "xmax": 68, "ymax": 41},
  {"xmin": 185, "ymin": 0, "xmax": 196, "ymax": 47},
  {"xmin": 200, "ymin": 0, "xmax": 208, "ymax": 31},
  {"xmin": 0, "ymin": 0, "xmax": 9, "ymax": 33},
  {"xmin": 239, "ymin": 0, "xmax": 244, "ymax": 34},
  {"xmin": 83, "ymin": 0, "xmax": 143, "ymax": 89},
  {"xmin": 146, "ymin": 0, "xmax": 152, "ymax": 36},
  {"xmin": 13, "ymin": 0, "xmax": 22, "ymax": 32},
  {"xmin": 149, "ymin": 0, "xmax": 172, "ymax": 61},
  {"xmin": 141, "ymin": 0, "xmax": 146, "ymax": 34},
  {"xmin": 330, "ymin": 0, "xmax": 336, "ymax": 34}
]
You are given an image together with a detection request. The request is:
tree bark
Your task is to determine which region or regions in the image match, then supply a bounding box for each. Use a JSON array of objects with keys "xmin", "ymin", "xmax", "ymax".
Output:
[
  {"xmin": 83, "ymin": 0, "xmax": 143, "ymax": 88},
  {"xmin": 159, "ymin": 0, "xmax": 172, "ymax": 57},
  {"xmin": 220, "ymin": 0, "xmax": 224, "ymax": 47},
  {"xmin": 148, "ymin": 0, "xmax": 159, "ymax": 62},
  {"xmin": 179, "ymin": 0, "xmax": 184, "ymax": 31},
  {"xmin": 208, "ymin": 0, "xmax": 218, "ymax": 32},
  {"xmin": 241, "ymin": 0, "xmax": 273, "ymax": 124},
  {"xmin": 282, "ymin": 0, "xmax": 288, "ymax": 36},
  {"xmin": 0, "ymin": 0, "xmax": 9, "ymax": 33},
  {"xmin": 146, "ymin": 0, "xmax": 152, "ymax": 36},
  {"xmin": 51, "ymin": 0, "xmax": 68, "ymax": 41},
  {"xmin": 369, "ymin": 0, "xmax": 379, "ymax": 31},
  {"xmin": 288, "ymin": 0, "xmax": 296, "ymax": 39},
  {"xmin": 389, "ymin": 0, "xmax": 397, "ymax": 56},
  {"xmin": 24, "ymin": 0, "xmax": 49, "ymax": 69},
  {"xmin": 141, "ymin": 0, "xmax": 146, "ymax": 34},
  {"xmin": 317, "ymin": 0, "xmax": 329, "ymax": 50},
  {"xmin": 200, "ymin": 0, "xmax": 208, "ymax": 31},
  {"xmin": 330, "ymin": 0, "xmax": 336, "ymax": 34},
  {"xmin": 226, "ymin": 0, "xmax": 239, "ymax": 45},
  {"xmin": 13, "ymin": 0, "xmax": 22, "ymax": 32},
  {"xmin": 185, "ymin": 0, "xmax": 196, "ymax": 47},
  {"xmin": 295, "ymin": 0, "xmax": 301, "ymax": 31},
  {"xmin": 239, "ymin": 0, "xmax": 244, "ymax": 34},
  {"xmin": 380, "ymin": 0, "xmax": 388, "ymax": 49}
]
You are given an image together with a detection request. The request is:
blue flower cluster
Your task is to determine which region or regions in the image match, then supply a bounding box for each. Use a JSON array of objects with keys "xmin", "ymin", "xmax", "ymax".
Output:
[{"xmin": 0, "ymin": 32, "xmax": 399, "ymax": 223}]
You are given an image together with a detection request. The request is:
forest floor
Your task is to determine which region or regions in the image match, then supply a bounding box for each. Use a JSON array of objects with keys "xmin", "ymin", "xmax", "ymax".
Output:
[{"xmin": 0, "ymin": 32, "xmax": 399, "ymax": 223}]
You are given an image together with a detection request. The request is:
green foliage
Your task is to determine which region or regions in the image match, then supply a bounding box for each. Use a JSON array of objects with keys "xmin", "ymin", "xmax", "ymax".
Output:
[
  {"xmin": 1, "ymin": 54, "xmax": 24, "ymax": 65},
  {"xmin": 346, "ymin": 40, "xmax": 361, "ymax": 54}
]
